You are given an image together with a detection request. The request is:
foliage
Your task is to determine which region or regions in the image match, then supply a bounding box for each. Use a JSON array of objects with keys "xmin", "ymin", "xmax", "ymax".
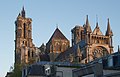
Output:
[
  {"xmin": 8, "ymin": 58, "xmax": 36, "ymax": 77},
  {"xmin": 9, "ymin": 64, "xmax": 22, "ymax": 77}
]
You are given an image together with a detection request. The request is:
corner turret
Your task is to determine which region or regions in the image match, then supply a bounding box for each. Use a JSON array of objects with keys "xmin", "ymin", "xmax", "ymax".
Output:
[
  {"xmin": 85, "ymin": 15, "xmax": 92, "ymax": 33},
  {"xmin": 106, "ymin": 18, "xmax": 113, "ymax": 36}
]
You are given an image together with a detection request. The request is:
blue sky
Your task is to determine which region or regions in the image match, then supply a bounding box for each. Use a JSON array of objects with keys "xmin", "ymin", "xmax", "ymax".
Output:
[{"xmin": 0, "ymin": 0, "xmax": 120, "ymax": 76}]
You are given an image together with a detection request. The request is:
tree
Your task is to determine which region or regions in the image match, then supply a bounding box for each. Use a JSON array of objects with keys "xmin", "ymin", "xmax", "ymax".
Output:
[{"xmin": 9, "ymin": 64, "xmax": 22, "ymax": 77}]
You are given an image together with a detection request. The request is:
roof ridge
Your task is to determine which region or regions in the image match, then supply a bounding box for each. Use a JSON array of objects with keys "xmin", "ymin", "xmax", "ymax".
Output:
[{"xmin": 47, "ymin": 28, "xmax": 69, "ymax": 43}]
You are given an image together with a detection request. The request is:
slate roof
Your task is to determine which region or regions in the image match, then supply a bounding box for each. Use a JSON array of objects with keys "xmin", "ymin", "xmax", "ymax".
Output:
[
  {"xmin": 40, "ymin": 54, "xmax": 50, "ymax": 61},
  {"xmin": 55, "ymin": 40, "xmax": 86, "ymax": 61},
  {"xmin": 48, "ymin": 28, "xmax": 69, "ymax": 43},
  {"xmin": 28, "ymin": 65, "xmax": 46, "ymax": 76}
]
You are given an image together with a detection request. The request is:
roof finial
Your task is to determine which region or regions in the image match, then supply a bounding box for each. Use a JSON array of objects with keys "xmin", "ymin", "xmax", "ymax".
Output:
[
  {"xmin": 21, "ymin": 6, "xmax": 26, "ymax": 18},
  {"xmin": 56, "ymin": 24, "xmax": 58, "ymax": 29},
  {"xmin": 96, "ymin": 15, "xmax": 99, "ymax": 28},
  {"xmin": 22, "ymin": 6, "xmax": 25, "ymax": 11},
  {"xmin": 86, "ymin": 15, "xmax": 88, "ymax": 24},
  {"xmin": 96, "ymin": 15, "xmax": 98, "ymax": 23}
]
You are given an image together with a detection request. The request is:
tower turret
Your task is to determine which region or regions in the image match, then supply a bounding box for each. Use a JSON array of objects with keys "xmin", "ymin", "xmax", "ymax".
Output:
[
  {"xmin": 105, "ymin": 18, "xmax": 113, "ymax": 54},
  {"xmin": 84, "ymin": 15, "xmax": 92, "ymax": 44},
  {"xmin": 76, "ymin": 45, "xmax": 82, "ymax": 62},
  {"xmin": 85, "ymin": 15, "xmax": 92, "ymax": 33},
  {"xmin": 106, "ymin": 18, "xmax": 113, "ymax": 36}
]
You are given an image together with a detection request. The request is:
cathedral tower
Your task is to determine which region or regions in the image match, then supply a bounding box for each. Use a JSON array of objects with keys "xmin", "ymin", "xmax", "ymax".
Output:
[
  {"xmin": 15, "ymin": 7, "xmax": 36, "ymax": 64},
  {"xmin": 71, "ymin": 16, "xmax": 113, "ymax": 63}
]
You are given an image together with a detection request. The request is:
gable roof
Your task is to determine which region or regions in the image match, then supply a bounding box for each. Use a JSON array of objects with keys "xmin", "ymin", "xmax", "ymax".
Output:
[
  {"xmin": 48, "ymin": 28, "xmax": 69, "ymax": 43},
  {"xmin": 93, "ymin": 23, "xmax": 103, "ymax": 35}
]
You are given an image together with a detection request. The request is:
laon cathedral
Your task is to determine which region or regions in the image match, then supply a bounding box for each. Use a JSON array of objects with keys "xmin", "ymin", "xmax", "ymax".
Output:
[{"xmin": 14, "ymin": 7, "xmax": 113, "ymax": 65}]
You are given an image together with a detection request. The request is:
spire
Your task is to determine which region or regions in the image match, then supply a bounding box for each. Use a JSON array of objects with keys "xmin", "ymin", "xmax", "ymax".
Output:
[
  {"xmin": 85, "ymin": 15, "xmax": 92, "ymax": 33},
  {"xmin": 106, "ymin": 18, "xmax": 113, "ymax": 36},
  {"xmin": 21, "ymin": 6, "xmax": 26, "ymax": 18},
  {"xmin": 96, "ymin": 22, "xmax": 99, "ymax": 28},
  {"xmin": 96, "ymin": 15, "xmax": 99, "ymax": 28}
]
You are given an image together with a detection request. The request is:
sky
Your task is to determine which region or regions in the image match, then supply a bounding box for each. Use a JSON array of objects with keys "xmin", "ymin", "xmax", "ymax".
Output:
[{"xmin": 0, "ymin": 0, "xmax": 120, "ymax": 76}]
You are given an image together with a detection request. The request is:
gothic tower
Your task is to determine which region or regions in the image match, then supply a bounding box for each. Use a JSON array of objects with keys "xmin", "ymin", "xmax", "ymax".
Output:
[
  {"xmin": 15, "ymin": 7, "xmax": 36, "ymax": 64},
  {"xmin": 71, "ymin": 15, "xmax": 113, "ymax": 63}
]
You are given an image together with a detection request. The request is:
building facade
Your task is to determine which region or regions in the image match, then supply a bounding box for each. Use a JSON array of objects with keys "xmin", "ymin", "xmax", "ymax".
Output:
[
  {"xmin": 46, "ymin": 28, "xmax": 70, "ymax": 61},
  {"xmin": 14, "ymin": 7, "xmax": 37, "ymax": 64},
  {"xmin": 56, "ymin": 15, "xmax": 113, "ymax": 63},
  {"xmin": 15, "ymin": 8, "xmax": 113, "ymax": 64}
]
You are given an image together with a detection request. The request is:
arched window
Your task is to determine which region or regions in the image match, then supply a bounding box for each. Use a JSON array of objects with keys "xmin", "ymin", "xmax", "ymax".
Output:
[
  {"xmin": 28, "ymin": 51, "xmax": 30, "ymax": 58},
  {"xmin": 93, "ymin": 46, "xmax": 108, "ymax": 59},
  {"xmin": 62, "ymin": 43, "xmax": 66, "ymax": 52},
  {"xmin": 32, "ymin": 51, "xmax": 34, "ymax": 57},
  {"xmin": 17, "ymin": 29, "xmax": 22, "ymax": 37},
  {"xmin": 28, "ymin": 30, "xmax": 31, "ymax": 38},
  {"xmin": 25, "ymin": 41, "xmax": 27, "ymax": 46},
  {"xmin": 55, "ymin": 42, "xmax": 60, "ymax": 53},
  {"xmin": 23, "ymin": 23, "xmax": 26, "ymax": 38},
  {"xmin": 77, "ymin": 32, "xmax": 79, "ymax": 36}
]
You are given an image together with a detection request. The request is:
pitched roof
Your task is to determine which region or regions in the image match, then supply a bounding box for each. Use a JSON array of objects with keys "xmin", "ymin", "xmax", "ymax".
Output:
[
  {"xmin": 40, "ymin": 54, "xmax": 50, "ymax": 61},
  {"xmin": 48, "ymin": 28, "xmax": 69, "ymax": 43},
  {"xmin": 85, "ymin": 15, "xmax": 92, "ymax": 33},
  {"xmin": 93, "ymin": 23, "xmax": 103, "ymax": 35},
  {"xmin": 28, "ymin": 65, "xmax": 46, "ymax": 76},
  {"xmin": 105, "ymin": 18, "xmax": 113, "ymax": 36},
  {"xmin": 55, "ymin": 40, "xmax": 86, "ymax": 61}
]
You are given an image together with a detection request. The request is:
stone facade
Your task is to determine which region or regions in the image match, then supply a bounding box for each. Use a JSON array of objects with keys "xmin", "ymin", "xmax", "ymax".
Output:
[
  {"xmin": 56, "ymin": 15, "xmax": 113, "ymax": 63},
  {"xmin": 15, "ymin": 8, "xmax": 113, "ymax": 64},
  {"xmin": 46, "ymin": 28, "xmax": 70, "ymax": 61},
  {"xmin": 15, "ymin": 7, "xmax": 37, "ymax": 64}
]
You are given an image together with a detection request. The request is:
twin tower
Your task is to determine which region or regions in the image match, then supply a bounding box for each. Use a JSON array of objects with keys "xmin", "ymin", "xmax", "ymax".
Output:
[{"xmin": 14, "ymin": 7, "xmax": 113, "ymax": 64}]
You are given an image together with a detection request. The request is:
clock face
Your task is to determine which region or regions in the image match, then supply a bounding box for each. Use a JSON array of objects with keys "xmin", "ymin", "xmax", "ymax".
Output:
[{"xmin": 93, "ymin": 46, "xmax": 108, "ymax": 59}]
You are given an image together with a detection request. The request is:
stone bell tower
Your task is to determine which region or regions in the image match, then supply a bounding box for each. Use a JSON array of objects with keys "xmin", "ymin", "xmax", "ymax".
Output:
[{"xmin": 14, "ymin": 7, "xmax": 36, "ymax": 64}]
